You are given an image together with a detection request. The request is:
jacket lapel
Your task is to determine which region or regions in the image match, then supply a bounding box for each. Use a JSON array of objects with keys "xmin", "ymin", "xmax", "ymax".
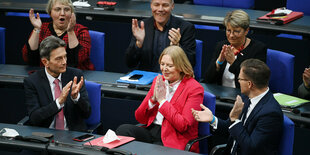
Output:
[
  {"xmin": 244, "ymin": 91, "xmax": 271, "ymax": 126},
  {"xmin": 169, "ymin": 77, "xmax": 187, "ymax": 104},
  {"xmin": 39, "ymin": 69, "xmax": 53, "ymax": 103}
]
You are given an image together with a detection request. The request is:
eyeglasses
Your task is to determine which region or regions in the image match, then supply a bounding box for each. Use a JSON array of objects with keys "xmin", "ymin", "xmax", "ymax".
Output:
[
  {"xmin": 226, "ymin": 29, "xmax": 242, "ymax": 36},
  {"xmin": 237, "ymin": 77, "xmax": 249, "ymax": 81}
]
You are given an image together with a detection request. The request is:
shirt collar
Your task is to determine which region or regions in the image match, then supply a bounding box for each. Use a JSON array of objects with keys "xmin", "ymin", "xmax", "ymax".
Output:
[
  {"xmin": 153, "ymin": 15, "xmax": 171, "ymax": 31},
  {"xmin": 45, "ymin": 68, "xmax": 62, "ymax": 85},
  {"xmin": 250, "ymin": 87, "xmax": 269, "ymax": 106},
  {"xmin": 165, "ymin": 79, "xmax": 182, "ymax": 93}
]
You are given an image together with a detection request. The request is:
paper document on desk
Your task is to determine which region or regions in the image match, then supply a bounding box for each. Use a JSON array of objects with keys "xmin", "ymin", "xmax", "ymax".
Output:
[
  {"xmin": 84, "ymin": 135, "xmax": 135, "ymax": 149},
  {"xmin": 274, "ymin": 93, "xmax": 310, "ymax": 108}
]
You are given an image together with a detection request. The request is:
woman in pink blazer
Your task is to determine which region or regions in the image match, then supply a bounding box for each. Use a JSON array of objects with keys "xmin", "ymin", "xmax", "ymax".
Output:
[{"xmin": 116, "ymin": 45, "xmax": 204, "ymax": 153}]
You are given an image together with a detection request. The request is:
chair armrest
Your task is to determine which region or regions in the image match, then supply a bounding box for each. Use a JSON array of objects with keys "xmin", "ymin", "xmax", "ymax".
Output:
[
  {"xmin": 17, "ymin": 116, "xmax": 29, "ymax": 126},
  {"xmin": 184, "ymin": 134, "xmax": 212, "ymax": 151},
  {"xmin": 210, "ymin": 144, "xmax": 227, "ymax": 155},
  {"xmin": 87, "ymin": 122, "xmax": 102, "ymax": 133}
]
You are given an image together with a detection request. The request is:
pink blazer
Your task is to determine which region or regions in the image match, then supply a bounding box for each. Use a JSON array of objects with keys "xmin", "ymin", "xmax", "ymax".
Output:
[{"xmin": 135, "ymin": 75, "xmax": 204, "ymax": 153}]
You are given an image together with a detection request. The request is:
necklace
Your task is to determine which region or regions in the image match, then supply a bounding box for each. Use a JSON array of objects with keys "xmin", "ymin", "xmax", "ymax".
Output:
[
  {"xmin": 234, "ymin": 38, "xmax": 247, "ymax": 55},
  {"xmin": 55, "ymin": 30, "xmax": 65, "ymax": 36}
]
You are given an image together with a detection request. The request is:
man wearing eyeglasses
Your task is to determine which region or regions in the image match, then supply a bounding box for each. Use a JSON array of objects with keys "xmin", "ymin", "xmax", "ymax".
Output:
[{"xmin": 192, "ymin": 59, "xmax": 283, "ymax": 155}]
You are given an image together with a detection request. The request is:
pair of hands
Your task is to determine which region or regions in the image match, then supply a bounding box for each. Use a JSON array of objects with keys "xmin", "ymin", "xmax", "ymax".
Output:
[
  {"xmin": 303, "ymin": 68, "xmax": 310, "ymax": 89},
  {"xmin": 132, "ymin": 19, "xmax": 181, "ymax": 48},
  {"xmin": 29, "ymin": 8, "xmax": 76, "ymax": 32},
  {"xmin": 191, "ymin": 95, "xmax": 244, "ymax": 123},
  {"xmin": 217, "ymin": 45, "xmax": 236, "ymax": 65},
  {"xmin": 58, "ymin": 76, "xmax": 84, "ymax": 105},
  {"xmin": 151, "ymin": 75, "xmax": 167, "ymax": 105}
]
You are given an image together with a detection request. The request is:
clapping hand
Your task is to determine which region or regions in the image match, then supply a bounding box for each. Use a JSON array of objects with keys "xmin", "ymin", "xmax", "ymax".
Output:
[
  {"xmin": 29, "ymin": 8, "xmax": 42, "ymax": 30},
  {"xmin": 169, "ymin": 28, "xmax": 181, "ymax": 46},
  {"xmin": 224, "ymin": 45, "xmax": 236, "ymax": 64},
  {"xmin": 71, "ymin": 76, "xmax": 84, "ymax": 99},
  {"xmin": 67, "ymin": 13, "xmax": 76, "ymax": 32},
  {"xmin": 58, "ymin": 81, "xmax": 73, "ymax": 105},
  {"xmin": 154, "ymin": 75, "xmax": 166, "ymax": 104},
  {"xmin": 191, "ymin": 104, "xmax": 213, "ymax": 122},
  {"xmin": 229, "ymin": 95, "xmax": 244, "ymax": 121},
  {"xmin": 132, "ymin": 19, "xmax": 145, "ymax": 48}
]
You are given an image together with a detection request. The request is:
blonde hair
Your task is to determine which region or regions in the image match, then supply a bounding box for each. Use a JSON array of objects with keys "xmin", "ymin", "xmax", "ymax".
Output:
[
  {"xmin": 46, "ymin": 0, "xmax": 75, "ymax": 15},
  {"xmin": 158, "ymin": 46, "xmax": 194, "ymax": 78},
  {"xmin": 223, "ymin": 9, "xmax": 249, "ymax": 30}
]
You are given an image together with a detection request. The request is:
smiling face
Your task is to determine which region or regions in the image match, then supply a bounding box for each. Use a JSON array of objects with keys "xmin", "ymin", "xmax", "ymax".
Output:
[
  {"xmin": 225, "ymin": 23, "xmax": 248, "ymax": 47},
  {"xmin": 160, "ymin": 54, "xmax": 181, "ymax": 83},
  {"xmin": 42, "ymin": 47, "xmax": 67, "ymax": 77},
  {"xmin": 50, "ymin": 1, "xmax": 72, "ymax": 30},
  {"xmin": 151, "ymin": 0, "xmax": 174, "ymax": 27}
]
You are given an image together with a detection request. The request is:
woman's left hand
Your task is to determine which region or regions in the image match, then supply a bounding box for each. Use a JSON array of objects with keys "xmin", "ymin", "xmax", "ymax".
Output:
[
  {"xmin": 67, "ymin": 13, "xmax": 76, "ymax": 32},
  {"xmin": 224, "ymin": 45, "xmax": 236, "ymax": 64},
  {"xmin": 155, "ymin": 75, "xmax": 166, "ymax": 104}
]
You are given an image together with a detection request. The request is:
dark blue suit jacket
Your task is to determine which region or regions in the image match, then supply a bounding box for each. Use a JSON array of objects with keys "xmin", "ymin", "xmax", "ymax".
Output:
[
  {"xmin": 216, "ymin": 90, "xmax": 283, "ymax": 155},
  {"xmin": 24, "ymin": 67, "xmax": 91, "ymax": 132}
]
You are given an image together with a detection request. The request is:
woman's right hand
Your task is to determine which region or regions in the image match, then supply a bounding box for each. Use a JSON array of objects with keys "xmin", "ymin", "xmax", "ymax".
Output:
[
  {"xmin": 218, "ymin": 45, "xmax": 227, "ymax": 62},
  {"xmin": 154, "ymin": 75, "xmax": 166, "ymax": 104},
  {"xmin": 29, "ymin": 8, "xmax": 42, "ymax": 30}
]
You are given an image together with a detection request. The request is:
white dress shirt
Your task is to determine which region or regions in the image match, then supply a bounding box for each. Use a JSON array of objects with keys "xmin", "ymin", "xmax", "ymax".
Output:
[
  {"xmin": 222, "ymin": 56, "xmax": 237, "ymax": 88},
  {"xmin": 45, "ymin": 68, "xmax": 80, "ymax": 130}
]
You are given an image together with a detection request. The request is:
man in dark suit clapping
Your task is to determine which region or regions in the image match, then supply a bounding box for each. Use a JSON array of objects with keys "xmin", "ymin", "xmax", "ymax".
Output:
[
  {"xmin": 24, "ymin": 35, "xmax": 91, "ymax": 132},
  {"xmin": 192, "ymin": 59, "xmax": 283, "ymax": 155}
]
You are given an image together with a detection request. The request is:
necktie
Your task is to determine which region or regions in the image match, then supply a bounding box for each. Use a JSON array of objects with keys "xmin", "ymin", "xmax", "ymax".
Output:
[
  {"xmin": 241, "ymin": 100, "xmax": 251, "ymax": 123},
  {"xmin": 231, "ymin": 99, "xmax": 251, "ymax": 155},
  {"xmin": 54, "ymin": 79, "xmax": 64, "ymax": 130}
]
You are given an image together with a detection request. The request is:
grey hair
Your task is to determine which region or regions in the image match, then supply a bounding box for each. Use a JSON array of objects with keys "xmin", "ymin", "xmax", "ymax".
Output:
[
  {"xmin": 46, "ymin": 0, "xmax": 75, "ymax": 15},
  {"xmin": 39, "ymin": 36, "xmax": 66, "ymax": 60},
  {"xmin": 223, "ymin": 9, "xmax": 250, "ymax": 30},
  {"xmin": 151, "ymin": 0, "xmax": 174, "ymax": 4}
]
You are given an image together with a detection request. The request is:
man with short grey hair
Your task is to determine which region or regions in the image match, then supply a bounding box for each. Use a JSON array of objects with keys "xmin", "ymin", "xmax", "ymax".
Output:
[
  {"xmin": 24, "ymin": 35, "xmax": 91, "ymax": 131},
  {"xmin": 126, "ymin": 0, "xmax": 196, "ymax": 72}
]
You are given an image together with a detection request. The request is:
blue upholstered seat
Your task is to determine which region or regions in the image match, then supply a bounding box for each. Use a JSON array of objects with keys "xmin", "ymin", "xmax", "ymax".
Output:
[
  {"xmin": 286, "ymin": 0, "xmax": 310, "ymax": 16},
  {"xmin": 185, "ymin": 91, "xmax": 216, "ymax": 154},
  {"xmin": 85, "ymin": 80, "xmax": 102, "ymax": 133},
  {"xmin": 267, "ymin": 49, "xmax": 295, "ymax": 94},
  {"xmin": 0, "ymin": 27, "xmax": 5, "ymax": 64},
  {"xmin": 194, "ymin": 40, "xmax": 203, "ymax": 81},
  {"xmin": 89, "ymin": 30, "xmax": 105, "ymax": 71},
  {"xmin": 279, "ymin": 115, "xmax": 294, "ymax": 155}
]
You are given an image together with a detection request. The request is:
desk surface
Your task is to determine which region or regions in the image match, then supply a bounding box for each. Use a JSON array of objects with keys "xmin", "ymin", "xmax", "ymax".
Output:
[
  {"xmin": 0, "ymin": 123, "xmax": 199, "ymax": 155},
  {"xmin": 0, "ymin": 64, "xmax": 310, "ymax": 126},
  {"xmin": 0, "ymin": 0, "xmax": 310, "ymax": 36}
]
